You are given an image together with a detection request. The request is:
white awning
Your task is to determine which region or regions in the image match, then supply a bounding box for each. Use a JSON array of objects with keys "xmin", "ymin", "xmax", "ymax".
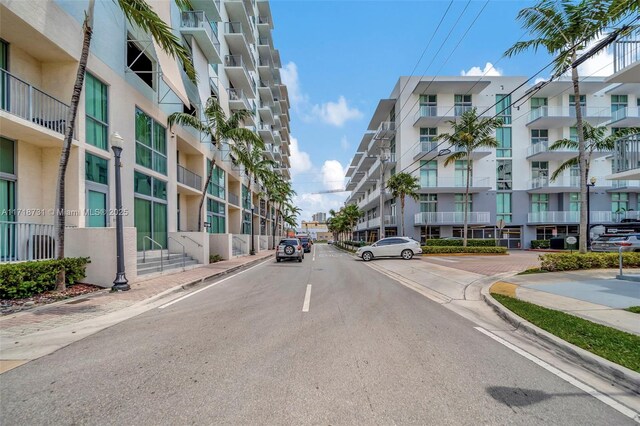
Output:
[{"xmin": 148, "ymin": 0, "xmax": 190, "ymax": 107}]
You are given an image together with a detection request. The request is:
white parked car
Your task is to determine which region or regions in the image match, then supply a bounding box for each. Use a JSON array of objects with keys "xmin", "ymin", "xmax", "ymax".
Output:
[{"xmin": 355, "ymin": 237, "xmax": 423, "ymax": 261}]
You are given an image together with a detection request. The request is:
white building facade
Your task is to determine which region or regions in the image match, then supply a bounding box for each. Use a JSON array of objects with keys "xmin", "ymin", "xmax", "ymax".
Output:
[
  {"xmin": 0, "ymin": 0, "xmax": 291, "ymax": 285},
  {"xmin": 345, "ymin": 75, "xmax": 639, "ymax": 249}
]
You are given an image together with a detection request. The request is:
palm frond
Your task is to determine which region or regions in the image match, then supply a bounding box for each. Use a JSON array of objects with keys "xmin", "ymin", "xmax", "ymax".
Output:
[
  {"xmin": 550, "ymin": 157, "xmax": 579, "ymax": 181},
  {"xmin": 443, "ymin": 151, "xmax": 467, "ymax": 167},
  {"xmin": 548, "ymin": 138, "xmax": 578, "ymax": 151}
]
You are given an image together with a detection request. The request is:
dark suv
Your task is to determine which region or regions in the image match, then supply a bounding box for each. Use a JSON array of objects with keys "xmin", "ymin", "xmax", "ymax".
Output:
[{"xmin": 297, "ymin": 236, "xmax": 312, "ymax": 253}]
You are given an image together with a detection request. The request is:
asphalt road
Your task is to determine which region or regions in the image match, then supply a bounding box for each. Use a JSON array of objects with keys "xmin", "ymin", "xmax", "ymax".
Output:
[{"xmin": 1, "ymin": 244, "xmax": 635, "ymax": 425}]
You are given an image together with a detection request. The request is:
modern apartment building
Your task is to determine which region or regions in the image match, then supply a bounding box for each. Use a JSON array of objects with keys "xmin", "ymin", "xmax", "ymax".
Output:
[
  {"xmin": 311, "ymin": 212, "xmax": 326, "ymax": 223},
  {"xmin": 345, "ymin": 73, "xmax": 639, "ymax": 249},
  {"xmin": 0, "ymin": 0, "xmax": 291, "ymax": 285}
]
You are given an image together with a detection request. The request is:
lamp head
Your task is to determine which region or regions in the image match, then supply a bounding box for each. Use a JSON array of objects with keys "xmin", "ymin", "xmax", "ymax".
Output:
[
  {"xmin": 590, "ymin": 176, "xmax": 597, "ymax": 185},
  {"xmin": 110, "ymin": 132, "xmax": 124, "ymax": 150}
]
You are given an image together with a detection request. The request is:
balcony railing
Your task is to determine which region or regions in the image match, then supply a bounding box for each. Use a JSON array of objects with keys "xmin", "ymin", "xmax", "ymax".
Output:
[
  {"xmin": 0, "ymin": 221, "xmax": 56, "ymax": 262},
  {"xmin": 419, "ymin": 176, "xmax": 491, "ymax": 188},
  {"xmin": 613, "ymin": 29, "xmax": 639, "ymax": 73},
  {"xmin": 529, "ymin": 106, "xmax": 611, "ymax": 122},
  {"xmin": 612, "ymin": 133, "xmax": 640, "ymax": 174},
  {"xmin": 180, "ymin": 10, "xmax": 219, "ymax": 46},
  {"xmin": 228, "ymin": 192, "xmax": 240, "ymax": 207},
  {"xmin": 0, "ymin": 69, "xmax": 74, "ymax": 136},
  {"xmin": 384, "ymin": 215, "xmax": 396, "ymax": 226},
  {"xmin": 611, "ymin": 106, "xmax": 639, "ymax": 123},
  {"xmin": 528, "ymin": 211, "xmax": 613, "ymax": 224},
  {"xmin": 528, "ymin": 140, "xmax": 578, "ymax": 157},
  {"xmin": 224, "ymin": 21, "xmax": 244, "ymax": 34},
  {"xmin": 226, "ymin": 88, "xmax": 250, "ymax": 110},
  {"xmin": 177, "ymin": 165, "xmax": 203, "ymax": 191},
  {"xmin": 414, "ymin": 211, "xmax": 491, "ymax": 226}
]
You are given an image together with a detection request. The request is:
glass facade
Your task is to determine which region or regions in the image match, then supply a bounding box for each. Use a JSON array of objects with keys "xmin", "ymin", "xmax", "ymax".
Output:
[
  {"xmin": 455, "ymin": 160, "xmax": 469, "ymax": 187},
  {"xmin": 207, "ymin": 198, "xmax": 226, "ymax": 234},
  {"xmin": 85, "ymin": 73, "xmax": 108, "ymax": 150},
  {"xmin": 419, "ymin": 95, "xmax": 437, "ymax": 116},
  {"xmin": 531, "ymin": 194, "xmax": 548, "ymax": 213},
  {"xmin": 496, "ymin": 94, "xmax": 511, "ymax": 124},
  {"xmin": 420, "ymin": 160, "xmax": 437, "ymax": 187},
  {"xmin": 454, "ymin": 194, "xmax": 471, "ymax": 212},
  {"xmin": 420, "ymin": 128, "xmax": 437, "ymax": 152},
  {"xmin": 531, "ymin": 129, "xmax": 548, "ymax": 145},
  {"xmin": 612, "ymin": 193, "xmax": 629, "ymax": 212},
  {"xmin": 135, "ymin": 108, "xmax": 167, "ymax": 175},
  {"xmin": 454, "ymin": 94, "xmax": 471, "ymax": 116},
  {"xmin": 419, "ymin": 194, "xmax": 437, "ymax": 213},
  {"xmin": 496, "ymin": 127, "xmax": 512, "ymax": 157},
  {"xmin": 242, "ymin": 184, "xmax": 251, "ymax": 210},
  {"xmin": 497, "ymin": 192, "xmax": 512, "ymax": 223},
  {"xmin": 134, "ymin": 171, "xmax": 167, "ymax": 250},
  {"xmin": 207, "ymin": 162, "xmax": 225, "ymax": 199},
  {"xmin": 85, "ymin": 153, "xmax": 109, "ymax": 227}
]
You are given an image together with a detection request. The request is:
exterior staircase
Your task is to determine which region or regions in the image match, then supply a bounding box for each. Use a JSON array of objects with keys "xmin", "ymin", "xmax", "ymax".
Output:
[{"xmin": 137, "ymin": 250, "xmax": 199, "ymax": 276}]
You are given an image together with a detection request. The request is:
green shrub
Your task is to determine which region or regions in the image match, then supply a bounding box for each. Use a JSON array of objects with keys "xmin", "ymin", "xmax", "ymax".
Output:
[
  {"xmin": 530, "ymin": 240, "xmax": 551, "ymax": 249},
  {"xmin": 424, "ymin": 239, "xmax": 496, "ymax": 247},
  {"xmin": 0, "ymin": 257, "xmax": 90, "ymax": 299},
  {"xmin": 209, "ymin": 254, "xmax": 222, "ymax": 263},
  {"xmin": 421, "ymin": 246, "xmax": 507, "ymax": 254},
  {"xmin": 539, "ymin": 252, "xmax": 640, "ymax": 272}
]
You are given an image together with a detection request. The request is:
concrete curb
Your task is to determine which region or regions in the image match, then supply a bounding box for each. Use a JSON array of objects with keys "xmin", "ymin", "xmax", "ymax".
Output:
[
  {"xmin": 480, "ymin": 283, "xmax": 640, "ymax": 395},
  {"xmin": 141, "ymin": 254, "xmax": 274, "ymax": 306}
]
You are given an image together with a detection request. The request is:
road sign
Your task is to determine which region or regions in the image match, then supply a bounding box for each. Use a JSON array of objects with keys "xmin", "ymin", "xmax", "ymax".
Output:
[
  {"xmin": 566, "ymin": 236, "xmax": 577, "ymax": 245},
  {"xmin": 496, "ymin": 219, "xmax": 505, "ymax": 229}
]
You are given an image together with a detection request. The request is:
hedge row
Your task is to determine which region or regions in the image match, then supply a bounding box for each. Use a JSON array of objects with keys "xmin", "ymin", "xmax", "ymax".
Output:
[
  {"xmin": 342, "ymin": 240, "xmax": 366, "ymax": 248},
  {"xmin": 540, "ymin": 252, "xmax": 640, "ymax": 272},
  {"xmin": 530, "ymin": 240, "xmax": 551, "ymax": 249},
  {"xmin": 421, "ymin": 246, "xmax": 507, "ymax": 254},
  {"xmin": 424, "ymin": 239, "xmax": 496, "ymax": 247},
  {"xmin": 0, "ymin": 257, "xmax": 90, "ymax": 299}
]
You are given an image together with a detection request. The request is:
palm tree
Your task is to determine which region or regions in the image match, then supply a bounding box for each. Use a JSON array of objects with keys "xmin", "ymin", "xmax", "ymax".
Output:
[
  {"xmin": 232, "ymin": 142, "xmax": 273, "ymax": 254},
  {"xmin": 548, "ymin": 124, "xmax": 640, "ymax": 182},
  {"xmin": 168, "ymin": 96, "xmax": 261, "ymax": 233},
  {"xmin": 436, "ymin": 108, "xmax": 502, "ymax": 247},
  {"xmin": 342, "ymin": 204, "xmax": 363, "ymax": 242},
  {"xmin": 386, "ymin": 173, "xmax": 420, "ymax": 238},
  {"xmin": 271, "ymin": 179, "xmax": 295, "ymax": 243},
  {"xmin": 505, "ymin": 0, "xmax": 613, "ymax": 253},
  {"xmin": 259, "ymin": 170, "xmax": 280, "ymax": 249},
  {"xmin": 54, "ymin": 0, "xmax": 196, "ymax": 291}
]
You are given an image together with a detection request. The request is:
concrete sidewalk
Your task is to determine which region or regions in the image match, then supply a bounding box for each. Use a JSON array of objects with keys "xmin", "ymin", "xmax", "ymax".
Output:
[
  {"xmin": 491, "ymin": 269, "xmax": 640, "ymax": 336},
  {"xmin": 0, "ymin": 251, "xmax": 274, "ymax": 371}
]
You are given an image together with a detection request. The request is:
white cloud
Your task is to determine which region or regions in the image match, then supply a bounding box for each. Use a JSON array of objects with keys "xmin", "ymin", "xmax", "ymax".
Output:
[
  {"xmin": 321, "ymin": 160, "xmax": 346, "ymax": 191},
  {"xmin": 293, "ymin": 192, "xmax": 346, "ymax": 223},
  {"xmin": 535, "ymin": 77, "xmax": 547, "ymax": 84},
  {"xmin": 340, "ymin": 136, "xmax": 350, "ymax": 151},
  {"xmin": 461, "ymin": 62, "xmax": 503, "ymax": 77},
  {"xmin": 309, "ymin": 96, "xmax": 363, "ymax": 127},
  {"xmin": 281, "ymin": 61, "xmax": 363, "ymax": 127},
  {"xmin": 576, "ymin": 36, "xmax": 614, "ymax": 77},
  {"xmin": 289, "ymin": 136, "xmax": 312, "ymax": 176}
]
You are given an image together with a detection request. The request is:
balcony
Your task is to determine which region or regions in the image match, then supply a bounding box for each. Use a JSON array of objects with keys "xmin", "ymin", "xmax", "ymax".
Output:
[
  {"xmin": 263, "ymin": 143, "xmax": 274, "ymax": 160},
  {"xmin": 610, "ymin": 133, "xmax": 640, "ymax": 180},
  {"xmin": 384, "ymin": 215, "xmax": 396, "ymax": 226},
  {"xmin": 224, "ymin": 1, "xmax": 254, "ymax": 43},
  {"xmin": 527, "ymin": 176, "xmax": 580, "ymax": 193},
  {"xmin": 228, "ymin": 192, "xmax": 240, "ymax": 207},
  {"xmin": 256, "ymin": 122, "xmax": 274, "ymax": 142},
  {"xmin": 190, "ymin": 0, "xmax": 221, "ymax": 21},
  {"xmin": 609, "ymin": 29, "xmax": 640, "ymax": 83},
  {"xmin": 257, "ymin": 79, "xmax": 274, "ymax": 102},
  {"xmin": 610, "ymin": 106, "xmax": 640, "ymax": 127},
  {"xmin": 414, "ymin": 105, "xmax": 492, "ymax": 127},
  {"xmin": 180, "ymin": 11, "xmax": 221, "ymax": 64},
  {"xmin": 418, "ymin": 176, "xmax": 491, "ymax": 193},
  {"xmin": 607, "ymin": 178, "xmax": 640, "ymax": 193},
  {"xmin": 526, "ymin": 140, "xmax": 610, "ymax": 161},
  {"xmin": 223, "ymin": 22, "xmax": 253, "ymax": 69},
  {"xmin": 257, "ymin": 99, "xmax": 274, "ymax": 124},
  {"xmin": 0, "ymin": 69, "xmax": 77, "ymax": 146},
  {"xmin": 414, "ymin": 211, "xmax": 491, "ymax": 226},
  {"xmin": 227, "ymin": 88, "xmax": 250, "ymax": 111},
  {"xmin": 224, "ymin": 54, "xmax": 255, "ymax": 98},
  {"xmin": 413, "ymin": 141, "xmax": 439, "ymax": 160},
  {"xmin": 0, "ymin": 222, "xmax": 55, "ymax": 262},
  {"xmin": 527, "ymin": 211, "xmax": 615, "ymax": 224},
  {"xmin": 177, "ymin": 164, "xmax": 203, "ymax": 192},
  {"xmin": 373, "ymin": 121, "xmax": 395, "ymax": 140},
  {"xmin": 526, "ymin": 106, "xmax": 611, "ymax": 128}
]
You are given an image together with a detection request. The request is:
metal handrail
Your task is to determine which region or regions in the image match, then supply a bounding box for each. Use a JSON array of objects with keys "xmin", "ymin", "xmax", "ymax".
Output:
[
  {"xmin": 168, "ymin": 236, "xmax": 186, "ymax": 268},
  {"xmin": 142, "ymin": 236, "xmax": 163, "ymax": 272},
  {"xmin": 181, "ymin": 235, "xmax": 203, "ymax": 248}
]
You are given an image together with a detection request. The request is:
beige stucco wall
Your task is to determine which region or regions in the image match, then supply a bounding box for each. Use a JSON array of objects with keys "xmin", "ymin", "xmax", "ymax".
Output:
[
  {"xmin": 209, "ymin": 233, "xmax": 231, "ymax": 260},
  {"xmin": 169, "ymin": 231, "xmax": 209, "ymax": 264}
]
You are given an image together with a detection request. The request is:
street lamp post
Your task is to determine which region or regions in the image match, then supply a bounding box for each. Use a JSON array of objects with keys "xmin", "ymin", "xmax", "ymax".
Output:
[
  {"xmin": 586, "ymin": 176, "xmax": 596, "ymax": 250},
  {"xmin": 110, "ymin": 132, "xmax": 130, "ymax": 291},
  {"xmin": 250, "ymin": 206, "xmax": 256, "ymax": 255}
]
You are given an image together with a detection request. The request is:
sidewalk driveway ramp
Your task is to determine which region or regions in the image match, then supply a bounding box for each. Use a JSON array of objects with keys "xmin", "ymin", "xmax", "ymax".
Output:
[{"xmin": 522, "ymin": 279, "xmax": 640, "ymax": 309}]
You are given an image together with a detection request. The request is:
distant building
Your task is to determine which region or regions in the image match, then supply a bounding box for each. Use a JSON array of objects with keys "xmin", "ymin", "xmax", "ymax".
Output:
[
  {"xmin": 312, "ymin": 212, "xmax": 327, "ymax": 223},
  {"xmin": 299, "ymin": 221, "xmax": 332, "ymax": 241}
]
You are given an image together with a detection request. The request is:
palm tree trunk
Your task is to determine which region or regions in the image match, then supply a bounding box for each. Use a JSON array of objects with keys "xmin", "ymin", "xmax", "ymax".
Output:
[
  {"xmin": 400, "ymin": 196, "xmax": 405, "ymax": 238},
  {"xmin": 198, "ymin": 157, "xmax": 216, "ymax": 232},
  {"xmin": 463, "ymin": 155, "xmax": 470, "ymax": 248},
  {"xmin": 248, "ymin": 175, "xmax": 255, "ymax": 254},
  {"xmin": 54, "ymin": 0, "xmax": 94, "ymax": 292},
  {"xmin": 572, "ymin": 56, "xmax": 588, "ymax": 254}
]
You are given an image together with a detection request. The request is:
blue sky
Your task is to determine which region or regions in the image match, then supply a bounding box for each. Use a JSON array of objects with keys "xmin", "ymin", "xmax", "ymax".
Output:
[{"xmin": 268, "ymin": 0, "xmax": 613, "ymax": 222}]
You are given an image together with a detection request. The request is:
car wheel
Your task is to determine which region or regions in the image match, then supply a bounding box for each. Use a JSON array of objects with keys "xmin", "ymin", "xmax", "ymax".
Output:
[
  {"xmin": 284, "ymin": 245, "xmax": 295, "ymax": 255},
  {"xmin": 401, "ymin": 249, "xmax": 413, "ymax": 260},
  {"xmin": 298, "ymin": 256, "xmax": 303, "ymax": 262},
  {"xmin": 362, "ymin": 251, "xmax": 373, "ymax": 262},
  {"xmin": 276, "ymin": 257, "xmax": 281, "ymax": 262}
]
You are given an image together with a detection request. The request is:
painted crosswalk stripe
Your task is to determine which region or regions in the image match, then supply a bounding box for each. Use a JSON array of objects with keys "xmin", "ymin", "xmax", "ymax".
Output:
[{"xmin": 428, "ymin": 257, "xmax": 458, "ymax": 263}]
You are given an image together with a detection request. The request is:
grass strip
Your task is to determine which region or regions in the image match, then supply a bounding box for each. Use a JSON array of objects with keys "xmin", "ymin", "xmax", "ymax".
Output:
[
  {"xmin": 625, "ymin": 306, "xmax": 640, "ymax": 314},
  {"xmin": 492, "ymin": 294, "xmax": 640, "ymax": 373}
]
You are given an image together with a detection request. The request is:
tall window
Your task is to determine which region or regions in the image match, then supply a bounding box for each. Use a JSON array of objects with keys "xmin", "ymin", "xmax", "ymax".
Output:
[
  {"xmin": 85, "ymin": 153, "xmax": 109, "ymax": 227},
  {"xmin": 569, "ymin": 193, "xmax": 580, "ymax": 212},
  {"xmin": 242, "ymin": 211, "xmax": 251, "ymax": 234},
  {"xmin": 419, "ymin": 194, "xmax": 437, "ymax": 213},
  {"xmin": 454, "ymin": 194, "xmax": 472, "ymax": 212},
  {"xmin": 455, "ymin": 160, "xmax": 469, "ymax": 187},
  {"xmin": 85, "ymin": 73, "xmax": 108, "ymax": 150},
  {"xmin": 134, "ymin": 171, "xmax": 167, "ymax": 250},
  {"xmin": 569, "ymin": 95, "xmax": 586, "ymax": 117},
  {"xmin": 531, "ymin": 129, "xmax": 548, "ymax": 145},
  {"xmin": 242, "ymin": 184, "xmax": 251, "ymax": 210},
  {"xmin": 420, "ymin": 160, "xmax": 437, "ymax": 187},
  {"xmin": 531, "ymin": 97, "xmax": 548, "ymax": 119},
  {"xmin": 496, "ymin": 127, "xmax": 512, "ymax": 157},
  {"xmin": 207, "ymin": 162, "xmax": 225, "ymax": 199},
  {"xmin": 454, "ymin": 94, "xmax": 472, "ymax": 116},
  {"xmin": 570, "ymin": 164, "xmax": 580, "ymax": 186},
  {"xmin": 611, "ymin": 95, "xmax": 628, "ymax": 120},
  {"xmin": 570, "ymin": 127, "xmax": 578, "ymax": 142},
  {"xmin": 0, "ymin": 137, "xmax": 15, "ymax": 259},
  {"xmin": 497, "ymin": 160, "xmax": 512, "ymax": 190},
  {"xmin": 0, "ymin": 40, "xmax": 8, "ymax": 111},
  {"xmin": 612, "ymin": 193, "xmax": 629, "ymax": 212},
  {"xmin": 496, "ymin": 94, "xmax": 511, "ymax": 124},
  {"xmin": 419, "ymin": 95, "xmax": 437, "ymax": 117},
  {"xmin": 207, "ymin": 198, "xmax": 226, "ymax": 233},
  {"xmin": 420, "ymin": 128, "xmax": 437, "ymax": 152},
  {"xmin": 497, "ymin": 193, "xmax": 512, "ymax": 223},
  {"xmin": 531, "ymin": 194, "xmax": 548, "ymax": 213},
  {"xmin": 531, "ymin": 161, "xmax": 549, "ymax": 183},
  {"xmin": 135, "ymin": 108, "xmax": 167, "ymax": 175}
]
